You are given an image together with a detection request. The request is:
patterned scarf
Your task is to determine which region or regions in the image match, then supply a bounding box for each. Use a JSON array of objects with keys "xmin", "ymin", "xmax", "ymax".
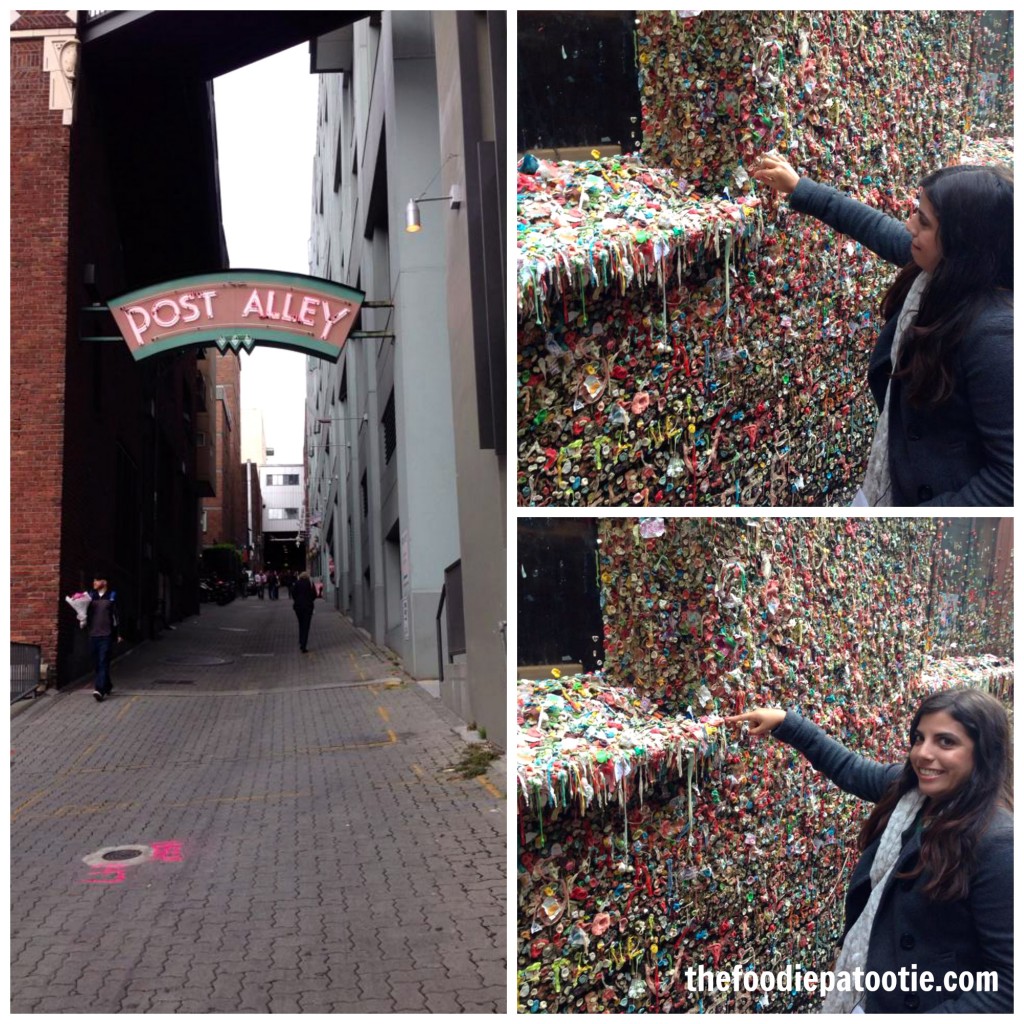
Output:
[
  {"xmin": 821, "ymin": 789, "xmax": 927, "ymax": 1013},
  {"xmin": 856, "ymin": 272, "xmax": 931, "ymax": 507}
]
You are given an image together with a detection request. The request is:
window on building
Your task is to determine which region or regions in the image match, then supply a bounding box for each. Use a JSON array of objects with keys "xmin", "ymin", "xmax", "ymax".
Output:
[
  {"xmin": 265, "ymin": 473, "xmax": 300, "ymax": 486},
  {"xmin": 517, "ymin": 12, "xmax": 641, "ymax": 154},
  {"xmin": 268, "ymin": 508, "xmax": 300, "ymax": 521},
  {"xmin": 382, "ymin": 389, "xmax": 396, "ymax": 464}
]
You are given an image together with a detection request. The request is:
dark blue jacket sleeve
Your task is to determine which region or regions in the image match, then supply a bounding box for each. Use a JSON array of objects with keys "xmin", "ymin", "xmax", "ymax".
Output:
[
  {"xmin": 771, "ymin": 710, "xmax": 902, "ymax": 803},
  {"xmin": 788, "ymin": 178, "xmax": 914, "ymax": 267}
]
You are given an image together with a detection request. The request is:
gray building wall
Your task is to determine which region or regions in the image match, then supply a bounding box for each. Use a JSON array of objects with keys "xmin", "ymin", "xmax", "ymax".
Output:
[
  {"xmin": 431, "ymin": 11, "xmax": 506, "ymax": 747},
  {"xmin": 261, "ymin": 465, "xmax": 304, "ymax": 535},
  {"xmin": 305, "ymin": 11, "xmax": 505, "ymax": 748},
  {"xmin": 306, "ymin": 14, "xmax": 455, "ymax": 675}
]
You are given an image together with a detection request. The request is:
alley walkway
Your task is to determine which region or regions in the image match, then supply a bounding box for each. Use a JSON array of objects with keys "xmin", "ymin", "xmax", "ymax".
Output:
[{"xmin": 11, "ymin": 596, "xmax": 506, "ymax": 1013}]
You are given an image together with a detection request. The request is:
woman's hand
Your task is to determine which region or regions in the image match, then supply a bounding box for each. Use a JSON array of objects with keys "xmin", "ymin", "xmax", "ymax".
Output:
[
  {"xmin": 725, "ymin": 708, "xmax": 786, "ymax": 736},
  {"xmin": 750, "ymin": 152, "xmax": 800, "ymax": 196}
]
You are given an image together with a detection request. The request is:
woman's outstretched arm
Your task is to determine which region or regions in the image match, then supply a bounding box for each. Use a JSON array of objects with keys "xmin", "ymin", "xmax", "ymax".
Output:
[
  {"xmin": 752, "ymin": 153, "xmax": 913, "ymax": 267},
  {"xmin": 727, "ymin": 708, "xmax": 902, "ymax": 803}
]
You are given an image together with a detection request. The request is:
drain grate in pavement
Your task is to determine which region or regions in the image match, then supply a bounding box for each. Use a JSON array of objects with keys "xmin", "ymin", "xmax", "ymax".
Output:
[
  {"xmin": 83, "ymin": 844, "xmax": 152, "ymax": 869},
  {"xmin": 102, "ymin": 848, "xmax": 144, "ymax": 861},
  {"xmin": 152, "ymin": 679, "xmax": 196, "ymax": 685}
]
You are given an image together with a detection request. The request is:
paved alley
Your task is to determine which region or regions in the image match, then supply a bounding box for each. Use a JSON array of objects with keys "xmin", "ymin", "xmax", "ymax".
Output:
[{"xmin": 11, "ymin": 596, "xmax": 506, "ymax": 1013}]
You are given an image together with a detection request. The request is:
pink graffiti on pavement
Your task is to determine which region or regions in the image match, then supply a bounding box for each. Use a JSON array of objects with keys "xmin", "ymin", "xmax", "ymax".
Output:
[
  {"xmin": 80, "ymin": 840, "xmax": 184, "ymax": 884},
  {"xmin": 82, "ymin": 865, "xmax": 128, "ymax": 885},
  {"xmin": 151, "ymin": 840, "xmax": 184, "ymax": 862}
]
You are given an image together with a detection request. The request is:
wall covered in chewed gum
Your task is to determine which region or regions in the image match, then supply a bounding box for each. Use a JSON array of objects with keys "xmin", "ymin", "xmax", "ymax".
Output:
[
  {"xmin": 516, "ymin": 518, "xmax": 1012, "ymax": 1012},
  {"xmin": 516, "ymin": 11, "xmax": 1011, "ymax": 506}
]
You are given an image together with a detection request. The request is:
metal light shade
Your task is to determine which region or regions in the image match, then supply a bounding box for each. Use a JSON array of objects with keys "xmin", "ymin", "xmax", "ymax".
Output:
[{"xmin": 405, "ymin": 199, "xmax": 421, "ymax": 233}]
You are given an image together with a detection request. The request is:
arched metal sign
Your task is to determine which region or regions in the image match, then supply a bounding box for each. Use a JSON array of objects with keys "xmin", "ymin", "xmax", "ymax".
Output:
[{"xmin": 105, "ymin": 270, "xmax": 365, "ymax": 361}]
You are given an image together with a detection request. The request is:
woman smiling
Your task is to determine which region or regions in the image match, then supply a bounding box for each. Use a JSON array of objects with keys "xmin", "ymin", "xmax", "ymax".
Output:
[{"xmin": 727, "ymin": 688, "xmax": 1012, "ymax": 1012}]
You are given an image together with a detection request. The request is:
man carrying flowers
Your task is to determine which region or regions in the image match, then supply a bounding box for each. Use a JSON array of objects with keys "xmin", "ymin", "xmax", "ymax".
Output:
[{"xmin": 86, "ymin": 573, "xmax": 119, "ymax": 701}]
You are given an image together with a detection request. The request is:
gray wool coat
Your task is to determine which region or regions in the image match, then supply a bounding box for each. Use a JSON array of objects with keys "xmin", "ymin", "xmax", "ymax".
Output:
[
  {"xmin": 788, "ymin": 178, "xmax": 1013, "ymax": 507},
  {"xmin": 773, "ymin": 711, "xmax": 1012, "ymax": 1012}
]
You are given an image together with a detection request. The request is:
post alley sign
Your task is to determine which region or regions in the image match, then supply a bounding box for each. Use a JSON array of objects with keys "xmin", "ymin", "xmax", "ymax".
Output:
[{"xmin": 106, "ymin": 271, "xmax": 365, "ymax": 362}]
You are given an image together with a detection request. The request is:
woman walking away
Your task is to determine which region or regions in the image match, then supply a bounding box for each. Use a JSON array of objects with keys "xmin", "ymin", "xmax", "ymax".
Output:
[
  {"xmin": 293, "ymin": 571, "xmax": 316, "ymax": 653},
  {"xmin": 752, "ymin": 155, "xmax": 1012, "ymax": 507},
  {"xmin": 726, "ymin": 688, "xmax": 1012, "ymax": 1012}
]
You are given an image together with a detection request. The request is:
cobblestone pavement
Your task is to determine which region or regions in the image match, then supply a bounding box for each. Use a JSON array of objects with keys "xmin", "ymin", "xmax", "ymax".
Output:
[{"xmin": 11, "ymin": 596, "xmax": 506, "ymax": 1013}]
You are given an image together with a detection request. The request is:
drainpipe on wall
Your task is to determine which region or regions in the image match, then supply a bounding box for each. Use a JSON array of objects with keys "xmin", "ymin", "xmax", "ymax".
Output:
[{"xmin": 246, "ymin": 461, "xmax": 254, "ymax": 564}]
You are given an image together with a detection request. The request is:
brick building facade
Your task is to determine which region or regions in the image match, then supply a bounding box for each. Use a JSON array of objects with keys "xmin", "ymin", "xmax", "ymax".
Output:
[
  {"xmin": 10, "ymin": 13, "xmax": 77, "ymax": 678},
  {"xmin": 11, "ymin": 12, "xmax": 222, "ymax": 684}
]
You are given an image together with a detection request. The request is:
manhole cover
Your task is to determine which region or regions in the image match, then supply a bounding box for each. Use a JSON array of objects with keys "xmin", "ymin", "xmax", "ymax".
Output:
[
  {"xmin": 163, "ymin": 655, "xmax": 232, "ymax": 666},
  {"xmin": 102, "ymin": 848, "xmax": 143, "ymax": 861},
  {"xmin": 83, "ymin": 844, "xmax": 152, "ymax": 868}
]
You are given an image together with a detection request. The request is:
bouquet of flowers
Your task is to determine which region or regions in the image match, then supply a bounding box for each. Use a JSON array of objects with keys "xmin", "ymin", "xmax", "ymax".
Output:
[{"xmin": 65, "ymin": 591, "xmax": 92, "ymax": 628}]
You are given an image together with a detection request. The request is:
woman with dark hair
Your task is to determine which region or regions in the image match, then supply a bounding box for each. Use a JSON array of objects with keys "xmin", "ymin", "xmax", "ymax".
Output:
[
  {"xmin": 727, "ymin": 689, "xmax": 1012, "ymax": 1013},
  {"xmin": 752, "ymin": 155, "xmax": 1013, "ymax": 506}
]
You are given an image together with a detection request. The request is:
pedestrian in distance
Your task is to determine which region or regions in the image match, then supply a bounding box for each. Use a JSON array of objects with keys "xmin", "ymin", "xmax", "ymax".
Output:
[
  {"xmin": 751, "ymin": 154, "xmax": 1012, "ymax": 507},
  {"xmin": 256, "ymin": 570, "xmax": 265, "ymax": 600},
  {"xmin": 86, "ymin": 573, "xmax": 119, "ymax": 701},
  {"xmin": 268, "ymin": 569, "xmax": 279, "ymax": 600},
  {"xmin": 292, "ymin": 571, "xmax": 316, "ymax": 653},
  {"xmin": 725, "ymin": 688, "xmax": 1012, "ymax": 1012}
]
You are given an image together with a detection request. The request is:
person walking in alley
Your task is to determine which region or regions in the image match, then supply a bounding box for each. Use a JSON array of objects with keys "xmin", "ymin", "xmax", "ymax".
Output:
[
  {"xmin": 268, "ymin": 569, "xmax": 279, "ymax": 600},
  {"xmin": 256, "ymin": 569, "xmax": 265, "ymax": 599},
  {"xmin": 292, "ymin": 571, "xmax": 316, "ymax": 653},
  {"xmin": 86, "ymin": 573, "xmax": 119, "ymax": 701}
]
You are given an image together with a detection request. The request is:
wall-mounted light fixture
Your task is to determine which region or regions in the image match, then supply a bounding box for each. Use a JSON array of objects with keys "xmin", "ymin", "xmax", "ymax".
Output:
[{"xmin": 405, "ymin": 185, "xmax": 462, "ymax": 233}]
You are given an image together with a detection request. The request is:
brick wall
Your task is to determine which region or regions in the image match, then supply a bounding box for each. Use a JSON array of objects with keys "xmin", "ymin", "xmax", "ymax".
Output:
[
  {"xmin": 220, "ymin": 353, "xmax": 244, "ymax": 548},
  {"xmin": 10, "ymin": 25, "xmax": 74, "ymax": 671},
  {"xmin": 201, "ymin": 351, "xmax": 243, "ymax": 548}
]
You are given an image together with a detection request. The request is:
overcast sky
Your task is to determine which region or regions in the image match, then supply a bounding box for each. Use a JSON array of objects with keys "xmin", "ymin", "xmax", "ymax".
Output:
[{"xmin": 214, "ymin": 44, "xmax": 319, "ymax": 464}]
